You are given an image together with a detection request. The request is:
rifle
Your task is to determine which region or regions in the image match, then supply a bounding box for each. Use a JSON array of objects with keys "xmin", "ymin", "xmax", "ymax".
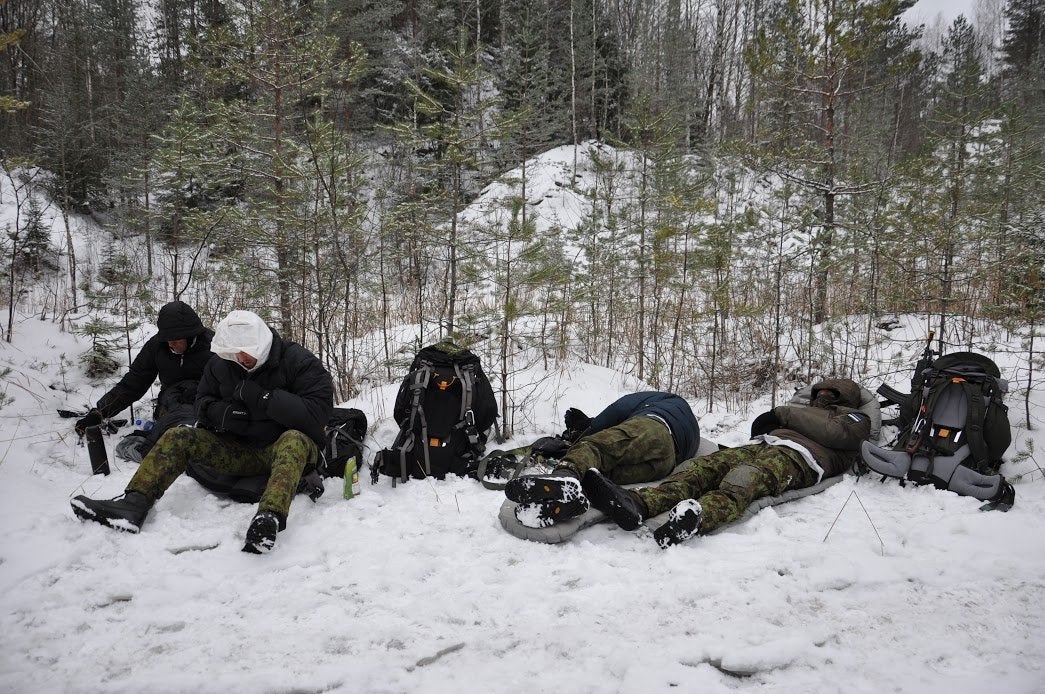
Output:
[{"xmin": 876, "ymin": 331, "xmax": 936, "ymax": 427}]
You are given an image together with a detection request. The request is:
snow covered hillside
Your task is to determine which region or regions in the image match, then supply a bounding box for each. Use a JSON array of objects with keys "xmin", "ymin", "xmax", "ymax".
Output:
[{"xmin": 0, "ymin": 312, "xmax": 1043, "ymax": 694}]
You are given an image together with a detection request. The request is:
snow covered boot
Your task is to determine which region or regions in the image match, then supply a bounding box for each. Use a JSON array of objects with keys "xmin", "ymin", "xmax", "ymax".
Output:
[
  {"xmin": 652, "ymin": 499, "xmax": 703, "ymax": 548},
  {"xmin": 504, "ymin": 470, "xmax": 582, "ymax": 504},
  {"xmin": 581, "ymin": 468, "xmax": 647, "ymax": 531},
  {"xmin": 71, "ymin": 491, "xmax": 152, "ymax": 533},
  {"xmin": 507, "ymin": 471, "xmax": 588, "ymax": 527},
  {"xmin": 242, "ymin": 510, "xmax": 282, "ymax": 554}
]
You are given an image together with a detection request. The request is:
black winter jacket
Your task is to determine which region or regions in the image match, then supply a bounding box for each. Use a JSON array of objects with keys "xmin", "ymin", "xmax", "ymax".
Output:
[
  {"xmin": 195, "ymin": 329, "xmax": 333, "ymax": 449},
  {"xmin": 586, "ymin": 391, "xmax": 700, "ymax": 462},
  {"xmin": 96, "ymin": 302, "xmax": 213, "ymax": 419}
]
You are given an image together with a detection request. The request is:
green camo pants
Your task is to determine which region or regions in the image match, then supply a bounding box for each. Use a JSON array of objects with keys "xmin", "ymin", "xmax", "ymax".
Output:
[
  {"xmin": 126, "ymin": 426, "xmax": 317, "ymax": 520},
  {"xmin": 635, "ymin": 443, "xmax": 817, "ymax": 534},
  {"xmin": 561, "ymin": 416, "xmax": 676, "ymax": 485}
]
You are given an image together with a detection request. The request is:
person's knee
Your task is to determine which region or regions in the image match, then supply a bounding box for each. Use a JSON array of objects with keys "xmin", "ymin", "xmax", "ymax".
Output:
[
  {"xmin": 720, "ymin": 463, "xmax": 762, "ymax": 497},
  {"xmin": 274, "ymin": 430, "xmax": 318, "ymax": 466}
]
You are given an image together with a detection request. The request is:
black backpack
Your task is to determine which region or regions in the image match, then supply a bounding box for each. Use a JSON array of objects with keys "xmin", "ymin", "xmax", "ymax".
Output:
[
  {"xmin": 897, "ymin": 351, "xmax": 1011, "ymax": 475},
  {"xmin": 319, "ymin": 407, "xmax": 368, "ymax": 478},
  {"xmin": 186, "ymin": 407, "xmax": 369, "ymax": 502},
  {"xmin": 373, "ymin": 342, "xmax": 497, "ymax": 484},
  {"xmin": 862, "ymin": 351, "xmax": 1014, "ymax": 509}
]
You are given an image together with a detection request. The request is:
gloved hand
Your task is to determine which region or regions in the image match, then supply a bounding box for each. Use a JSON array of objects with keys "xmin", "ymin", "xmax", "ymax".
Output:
[
  {"xmin": 208, "ymin": 401, "xmax": 250, "ymax": 434},
  {"xmin": 749, "ymin": 410, "xmax": 782, "ymax": 438},
  {"xmin": 564, "ymin": 407, "xmax": 591, "ymax": 433},
  {"xmin": 75, "ymin": 409, "xmax": 102, "ymax": 435},
  {"xmin": 531, "ymin": 435, "xmax": 570, "ymax": 459},
  {"xmin": 234, "ymin": 380, "xmax": 270, "ymax": 412}
]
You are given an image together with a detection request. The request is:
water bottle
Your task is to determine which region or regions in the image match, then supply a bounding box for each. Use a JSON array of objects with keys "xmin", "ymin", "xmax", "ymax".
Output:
[
  {"xmin": 343, "ymin": 456, "xmax": 361, "ymax": 500},
  {"xmin": 84, "ymin": 425, "xmax": 110, "ymax": 476},
  {"xmin": 135, "ymin": 419, "xmax": 154, "ymax": 432}
]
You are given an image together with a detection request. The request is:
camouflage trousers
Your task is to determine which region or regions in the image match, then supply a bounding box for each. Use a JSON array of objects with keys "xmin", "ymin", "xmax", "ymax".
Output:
[
  {"xmin": 561, "ymin": 416, "xmax": 677, "ymax": 485},
  {"xmin": 126, "ymin": 426, "xmax": 318, "ymax": 520},
  {"xmin": 635, "ymin": 443, "xmax": 818, "ymax": 534}
]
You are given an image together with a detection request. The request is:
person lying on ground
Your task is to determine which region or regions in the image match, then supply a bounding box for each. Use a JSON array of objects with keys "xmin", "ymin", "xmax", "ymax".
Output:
[
  {"xmin": 504, "ymin": 391, "xmax": 699, "ymax": 528},
  {"xmin": 578, "ymin": 378, "xmax": 872, "ymax": 547}
]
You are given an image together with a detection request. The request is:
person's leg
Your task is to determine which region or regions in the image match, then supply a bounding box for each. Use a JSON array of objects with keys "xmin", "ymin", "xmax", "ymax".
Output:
[
  {"xmin": 243, "ymin": 430, "xmax": 317, "ymax": 554},
  {"xmin": 559, "ymin": 417, "xmax": 676, "ymax": 483},
  {"xmin": 649, "ymin": 445, "xmax": 814, "ymax": 547},
  {"xmin": 581, "ymin": 447, "xmax": 753, "ymax": 532},
  {"xmin": 634, "ymin": 446, "xmax": 754, "ymax": 517},
  {"xmin": 126, "ymin": 427, "xmax": 253, "ymax": 501},
  {"xmin": 692, "ymin": 446, "xmax": 811, "ymax": 533},
  {"xmin": 73, "ymin": 427, "xmax": 237, "ymax": 531},
  {"xmin": 258, "ymin": 429, "xmax": 317, "ymax": 521}
]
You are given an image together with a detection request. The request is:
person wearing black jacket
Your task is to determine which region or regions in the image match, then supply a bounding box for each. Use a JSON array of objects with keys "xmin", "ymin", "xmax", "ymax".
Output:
[
  {"xmin": 71, "ymin": 310, "xmax": 334, "ymax": 554},
  {"xmin": 74, "ymin": 301, "xmax": 214, "ymax": 461}
]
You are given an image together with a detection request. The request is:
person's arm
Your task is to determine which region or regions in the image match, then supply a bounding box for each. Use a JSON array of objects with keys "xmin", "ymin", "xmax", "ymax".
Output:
[
  {"xmin": 234, "ymin": 352, "xmax": 333, "ymax": 442},
  {"xmin": 95, "ymin": 339, "xmax": 162, "ymax": 417},
  {"xmin": 774, "ymin": 405, "xmax": 871, "ymax": 450}
]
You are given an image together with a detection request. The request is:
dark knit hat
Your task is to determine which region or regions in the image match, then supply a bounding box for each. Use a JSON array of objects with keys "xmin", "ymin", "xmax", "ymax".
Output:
[{"xmin": 155, "ymin": 301, "xmax": 206, "ymax": 341}]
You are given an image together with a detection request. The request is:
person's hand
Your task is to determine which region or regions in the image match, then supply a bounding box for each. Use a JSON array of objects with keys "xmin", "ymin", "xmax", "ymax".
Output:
[
  {"xmin": 531, "ymin": 436, "xmax": 570, "ymax": 459},
  {"xmin": 564, "ymin": 407, "xmax": 591, "ymax": 432},
  {"xmin": 208, "ymin": 401, "xmax": 250, "ymax": 434},
  {"xmin": 749, "ymin": 410, "xmax": 782, "ymax": 438},
  {"xmin": 234, "ymin": 380, "xmax": 270, "ymax": 412},
  {"xmin": 75, "ymin": 409, "xmax": 102, "ymax": 435}
]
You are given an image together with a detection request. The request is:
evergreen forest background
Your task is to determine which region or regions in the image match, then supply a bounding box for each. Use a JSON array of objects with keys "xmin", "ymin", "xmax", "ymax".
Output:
[{"xmin": 0, "ymin": 0, "xmax": 1042, "ymax": 437}]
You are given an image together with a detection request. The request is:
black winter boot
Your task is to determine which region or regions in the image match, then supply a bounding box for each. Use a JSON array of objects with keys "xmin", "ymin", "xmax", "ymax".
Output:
[
  {"xmin": 652, "ymin": 499, "xmax": 703, "ymax": 548},
  {"xmin": 581, "ymin": 468, "xmax": 648, "ymax": 531},
  {"xmin": 242, "ymin": 510, "xmax": 282, "ymax": 554},
  {"xmin": 507, "ymin": 471, "xmax": 589, "ymax": 528},
  {"xmin": 505, "ymin": 470, "xmax": 581, "ymax": 505},
  {"xmin": 71, "ymin": 491, "xmax": 152, "ymax": 533}
]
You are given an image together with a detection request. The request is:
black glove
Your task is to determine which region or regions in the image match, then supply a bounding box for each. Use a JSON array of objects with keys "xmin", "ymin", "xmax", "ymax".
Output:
[
  {"xmin": 208, "ymin": 401, "xmax": 250, "ymax": 434},
  {"xmin": 564, "ymin": 407, "xmax": 591, "ymax": 433},
  {"xmin": 750, "ymin": 410, "xmax": 782, "ymax": 438},
  {"xmin": 530, "ymin": 435, "xmax": 570, "ymax": 459},
  {"xmin": 75, "ymin": 409, "xmax": 102, "ymax": 435},
  {"xmin": 234, "ymin": 380, "xmax": 271, "ymax": 413}
]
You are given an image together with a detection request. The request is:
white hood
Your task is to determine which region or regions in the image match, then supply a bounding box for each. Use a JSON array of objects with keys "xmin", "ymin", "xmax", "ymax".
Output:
[{"xmin": 211, "ymin": 310, "xmax": 273, "ymax": 371}]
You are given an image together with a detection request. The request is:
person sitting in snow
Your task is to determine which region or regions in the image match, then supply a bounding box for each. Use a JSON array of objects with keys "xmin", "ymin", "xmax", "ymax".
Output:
[
  {"xmin": 505, "ymin": 391, "xmax": 700, "ymax": 528},
  {"xmin": 74, "ymin": 300, "xmax": 214, "ymax": 461},
  {"xmin": 72, "ymin": 310, "xmax": 333, "ymax": 554},
  {"xmin": 580, "ymin": 378, "xmax": 872, "ymax": 547}
]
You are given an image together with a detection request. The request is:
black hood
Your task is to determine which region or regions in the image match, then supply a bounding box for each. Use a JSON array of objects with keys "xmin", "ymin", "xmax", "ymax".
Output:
[
  {"xmin": 809, "ymin": 378, "xmax": 862, "ymax": 409},
  {"xmin": 155, "ymin": 301, "xmax": 206, "ymax": 341}
]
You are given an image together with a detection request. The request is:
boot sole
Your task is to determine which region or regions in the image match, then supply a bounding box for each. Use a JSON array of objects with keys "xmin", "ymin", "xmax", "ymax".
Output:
[
  {"xmin": 505, "ymin": 476, "xmax": 583, "ymax": 505},
  {"xmin": 653, "ymin": 500, "xmax": 703, "ymax": 548},
  {"xmin": 242, "ymin": 515, "xmax": 279, "ymax": 554},
  {"xmin": 514, "ymin": 498, "xmax": 590, "ymax": 528}
]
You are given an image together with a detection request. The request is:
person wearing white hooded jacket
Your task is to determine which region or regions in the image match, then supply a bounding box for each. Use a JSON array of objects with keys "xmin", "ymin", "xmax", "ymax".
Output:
[{"xmin": 72, "ymin": 310, "xmax": 334, "ymax": 554}]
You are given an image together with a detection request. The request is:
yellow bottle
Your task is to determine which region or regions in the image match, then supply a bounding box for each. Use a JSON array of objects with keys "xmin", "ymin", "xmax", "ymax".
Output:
[{"xmin": 343, "ymin": 457, "xmax": 360, "ymax": 499}]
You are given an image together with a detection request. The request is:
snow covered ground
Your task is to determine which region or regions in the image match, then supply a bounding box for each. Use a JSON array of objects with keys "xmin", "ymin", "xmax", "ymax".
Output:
[{"xmin": 0, "ymin": 312, "xmax": 1043, "ymax": 694}]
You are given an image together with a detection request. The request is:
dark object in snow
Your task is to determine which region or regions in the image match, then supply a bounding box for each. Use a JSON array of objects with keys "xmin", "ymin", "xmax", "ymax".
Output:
[
  {"xmin": 84, "ymin": 424, "xmax": 110, "ymax": 475},
  {"xmin": 71, "ymin": 491, "xmax": 151, "ymax": 532},
  {"xmin": 242, "ymin": 509, "xmax": 281, "ymax": 553},
  {"xmin": 863, "ymin": 348, "xmax": 1014, "ymax": 505},
  {"xmin": 373, "ymin": 341, "xmax": 497, "ymax": 485}
]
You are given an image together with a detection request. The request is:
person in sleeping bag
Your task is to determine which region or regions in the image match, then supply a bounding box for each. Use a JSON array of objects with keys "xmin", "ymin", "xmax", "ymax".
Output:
[
  {"xmin": 72, "ymin": 310, "xmax": 333, "ymax": 554},
  {"xmin": 504, "ymin": 391, "xmax": 699, "ymax": 528},
  {"xmin": 517, "ymin": 378, "xmax": 871, "ymax": 547}
]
